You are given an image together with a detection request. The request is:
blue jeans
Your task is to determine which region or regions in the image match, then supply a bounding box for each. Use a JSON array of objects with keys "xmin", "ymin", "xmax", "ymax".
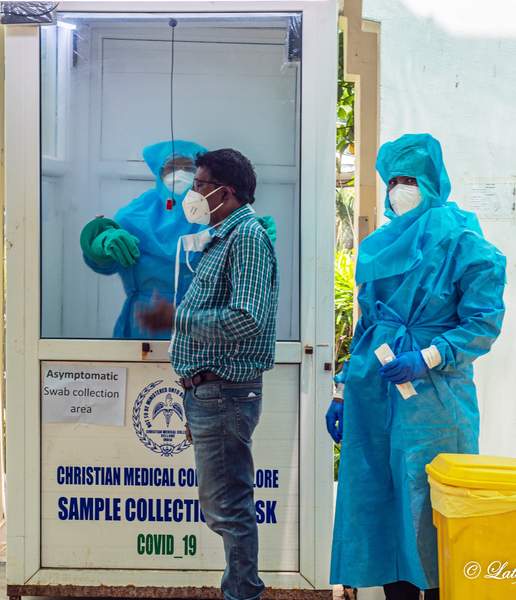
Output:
[{"xmin": 184, "ymin": 378, "xmax": 265, "ymax": 600}]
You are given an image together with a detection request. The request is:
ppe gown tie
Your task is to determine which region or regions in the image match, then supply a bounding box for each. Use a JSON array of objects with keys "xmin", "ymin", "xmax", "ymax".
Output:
[{"xmin": 370, "ymin": 302, "xmax": 418, "ymax": 429}]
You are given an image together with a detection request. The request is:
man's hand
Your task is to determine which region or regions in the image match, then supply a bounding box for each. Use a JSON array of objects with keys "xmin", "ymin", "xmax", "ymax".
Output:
[
  {"xmin": 137, "ymin": 292, "xmax": 175, "ymax": 333},
  {"xmin": 185, "ymin": 423, "xmax": 193, "ymax": 444}
]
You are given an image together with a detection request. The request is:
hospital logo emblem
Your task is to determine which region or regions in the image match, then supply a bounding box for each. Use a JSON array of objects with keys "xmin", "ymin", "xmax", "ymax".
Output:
[{"xmin": 132, "ymin": 379, "xmax": 191, "ymax": 457}]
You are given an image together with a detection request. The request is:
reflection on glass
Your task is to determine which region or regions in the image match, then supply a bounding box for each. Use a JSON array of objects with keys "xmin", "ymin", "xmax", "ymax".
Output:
[
  {"xmin": 80, "ymin": 140, "xmax": 206, "ymax": 339},
  {"xmin": 41, "ymin": 13, "xmax": 301, "ymax": 340}
]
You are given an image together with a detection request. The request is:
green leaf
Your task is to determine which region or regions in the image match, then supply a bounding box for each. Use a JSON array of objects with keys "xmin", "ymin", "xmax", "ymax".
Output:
[
  {"xmin": 335, "ymin": 37, "xmax": 354, "ymax": 156},
  {"xmin": 334, "ymin": 248, "xmax": 355, "ymax": 369}
]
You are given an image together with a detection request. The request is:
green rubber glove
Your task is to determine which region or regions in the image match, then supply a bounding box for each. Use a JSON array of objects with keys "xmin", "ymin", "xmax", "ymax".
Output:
[
  {"xmin": 80, "ymin": 217, "xmax": 140, "ymax": 268},
  {"xmin": 92, "ymin": 228, "xmax": 140, "ymax": 268},
  {"xmin": 257, "ymin": 215, "xmax": 277, "ymax": 245}
]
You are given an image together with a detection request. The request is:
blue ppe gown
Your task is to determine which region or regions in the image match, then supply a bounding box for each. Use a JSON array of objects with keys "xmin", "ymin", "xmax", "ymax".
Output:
[
  {"xmin": 83, "ymin": 140, "xmax": 207, "ymax": 339},
  {"xmin": 330, "ymin": 134, "xmax": 506, "ymax": 590}
]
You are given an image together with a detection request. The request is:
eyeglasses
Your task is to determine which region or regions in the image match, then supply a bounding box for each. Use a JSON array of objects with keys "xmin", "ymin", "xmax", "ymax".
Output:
[
  {"xmin": 193, "ymin": 178, "xmax": 225, "ymax": 193},
  {"xmin": 193, "ymin": 178, "xmax": 222, "ymax": 187}
]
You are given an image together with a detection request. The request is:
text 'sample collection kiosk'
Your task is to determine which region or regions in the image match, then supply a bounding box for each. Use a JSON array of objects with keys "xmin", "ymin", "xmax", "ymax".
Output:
[{"xmin": 5, "ymin": 1, "xmax": 336, "ymax": 598}]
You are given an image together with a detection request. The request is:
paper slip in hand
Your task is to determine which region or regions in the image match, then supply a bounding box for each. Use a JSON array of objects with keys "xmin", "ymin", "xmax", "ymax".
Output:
[{"xmin": 375, "ymin": 343, "xmax": 417, "ymax": 400}]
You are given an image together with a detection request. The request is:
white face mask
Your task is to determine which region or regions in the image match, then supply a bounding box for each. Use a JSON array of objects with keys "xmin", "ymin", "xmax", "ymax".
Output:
[
  {"xmin": 181, "ymin": 229, "xmax": 213, "ymax": 253},
  {"xmin": 389, "ymin": 184, "xmax": 422, "ymax": 216},
  {"xmin": 173, "ymin": 229, "xmax": 215, "ymax": 307},
  {"xmin": 182, "ymin": 187, "xmax": 224, "ymax": 225},
  {"xmin": 163, "ymin": 170, "xmax": 194, "ymax": 196}
]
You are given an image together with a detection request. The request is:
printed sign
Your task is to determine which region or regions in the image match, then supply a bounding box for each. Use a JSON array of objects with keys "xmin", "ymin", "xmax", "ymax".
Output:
[
  {"xmin": 463, "ymin": 180, "xmax": 516, "ymax": 220},
  {"xmin": 41, "ymin": 362, "xmax": 299, "ymax": 571},
  {"xmin": 132, "ymin": 379, "xmax": 190, "ymax": 457},
  {"xmin": 42, "ymin": 364, "xmax": 127, "ymax": 426}
]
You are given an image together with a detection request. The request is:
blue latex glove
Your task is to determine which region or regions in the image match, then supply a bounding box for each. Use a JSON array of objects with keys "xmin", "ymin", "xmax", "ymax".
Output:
[
  {"xmin": 380, "ymin": 350, "xmax": 428, "ymax": 384},
  {"xmin": 334, "ymin": 361, "xmax": 349, "ymax": 385},
  {"xmin": 325, "ymin": 399, "xmax": 344, "ymax": 444}
]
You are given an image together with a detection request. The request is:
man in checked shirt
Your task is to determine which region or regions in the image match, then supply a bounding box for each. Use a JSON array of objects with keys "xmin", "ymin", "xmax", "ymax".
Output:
[{"xmin": 139, "ymin": 148, "xmax": 279, "ymax": 600}]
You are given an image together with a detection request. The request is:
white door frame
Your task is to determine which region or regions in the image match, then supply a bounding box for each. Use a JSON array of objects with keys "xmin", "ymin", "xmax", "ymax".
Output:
[{"xmin": 5, "ymin": 0, "xmax": 336, "ymax": 591}]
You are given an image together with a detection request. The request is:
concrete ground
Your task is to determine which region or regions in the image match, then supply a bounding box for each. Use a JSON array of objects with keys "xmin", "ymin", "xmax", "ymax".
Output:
[{"xmin": 0, "ymin": 565, "xmax": 387, "ymax": 600}]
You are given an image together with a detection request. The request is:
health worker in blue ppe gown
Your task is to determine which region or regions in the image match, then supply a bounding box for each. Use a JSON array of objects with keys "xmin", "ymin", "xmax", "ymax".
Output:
[
  {"xmin": 80, "ymin": 140, "xmax": 207, "ymax": 339},
  {"xmin": 326, "ymin": 134, "xmax": 506, "ymax": 600}
]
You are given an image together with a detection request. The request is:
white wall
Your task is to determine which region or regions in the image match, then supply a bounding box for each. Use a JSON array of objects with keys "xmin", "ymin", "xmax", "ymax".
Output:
[{"xmin": 363, "ymin": 0, "xmax": 516, "ymax": 458}]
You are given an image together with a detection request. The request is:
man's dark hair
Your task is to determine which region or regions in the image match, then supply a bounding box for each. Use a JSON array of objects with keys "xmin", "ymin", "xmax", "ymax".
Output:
[{"xmin": 195, "ymin": 148, "xmax": 256, "ymax": 204}]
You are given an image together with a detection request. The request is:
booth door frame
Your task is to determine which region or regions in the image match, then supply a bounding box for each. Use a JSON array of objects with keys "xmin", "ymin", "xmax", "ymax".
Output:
[{"xmin": 5, "ymin": 0, "xmax": 336, "ymax": 592}]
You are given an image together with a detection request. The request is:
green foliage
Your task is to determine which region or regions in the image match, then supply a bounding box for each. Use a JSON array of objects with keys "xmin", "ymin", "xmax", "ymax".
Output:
[
  {"xmin": 336, "ymin": 31, "xmax": 355, "ymax": 162},
  {"xmin": 336, "ymin": 82, "xmax": 355, "ymax": 158},
  {"xmin": 333, "ymin": 250, "xmax": 354, "ymax": 483},
  {"xmin": 334, "ymin": 441, "xmax": 341, "ymax": 482},
  {"xmin": 335, "ymin": 30, "xmax": 355, "ymax": 369},
  {"xmin": 336, "ymin": 187, "xmax": 355, "ymax": 250},
  {"xmin": 334, "ymin": 249, "xmax": 354, "ymax": 372},
  {"xmin": 334, "ymin": 30, "xmax": 355, "ymax": 482}
]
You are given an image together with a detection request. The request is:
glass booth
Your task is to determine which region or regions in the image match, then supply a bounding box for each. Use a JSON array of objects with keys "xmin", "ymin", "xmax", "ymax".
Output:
[{"xmin": 5, "ymin": 2, "xmax": 336, "ymax": 598}]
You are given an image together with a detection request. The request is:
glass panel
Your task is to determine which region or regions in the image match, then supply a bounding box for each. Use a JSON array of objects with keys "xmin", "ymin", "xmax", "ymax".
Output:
[
  {"xmin": 41, "ymin": 12, "xmax": 301, "ymax": 340},
  {"xmin": 41, "ymin": 27, "xmax": 58, "ymax": 158}
]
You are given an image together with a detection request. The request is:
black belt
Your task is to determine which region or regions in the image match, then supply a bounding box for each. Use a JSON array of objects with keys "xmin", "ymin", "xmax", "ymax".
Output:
[{"xmin": 180, "ymin": 371, "xmax": 222, "ymax": 390}]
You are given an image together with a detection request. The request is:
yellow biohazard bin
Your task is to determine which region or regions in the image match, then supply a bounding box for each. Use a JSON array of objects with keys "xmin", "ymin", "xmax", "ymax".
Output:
[{"xmin": 426, "ymin": 454, "xmax": 516, "ymax": 600}]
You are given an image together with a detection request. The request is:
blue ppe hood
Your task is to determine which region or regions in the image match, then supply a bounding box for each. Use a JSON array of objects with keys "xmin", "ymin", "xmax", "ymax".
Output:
[
  {"xmin": 114, "ymin": 139, "xmax": 207, "ymax": 259},
  {"xmin": 356, "ymin": 133, "xmax": 483, "ymax": 284}
]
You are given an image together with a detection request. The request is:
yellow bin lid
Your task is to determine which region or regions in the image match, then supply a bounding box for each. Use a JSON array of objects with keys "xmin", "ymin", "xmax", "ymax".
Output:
[{"xmin": 426, "ymin": 454, "xmax": 516, "ymax": 491}]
